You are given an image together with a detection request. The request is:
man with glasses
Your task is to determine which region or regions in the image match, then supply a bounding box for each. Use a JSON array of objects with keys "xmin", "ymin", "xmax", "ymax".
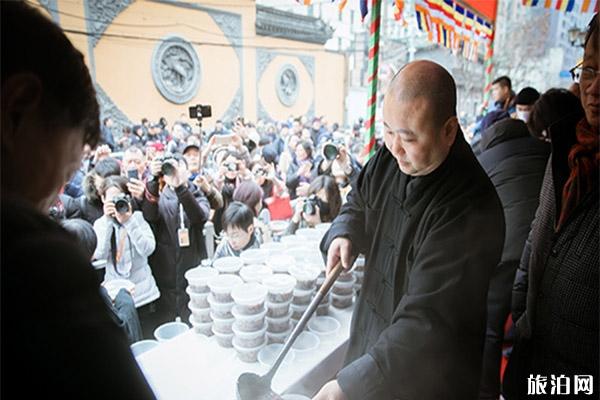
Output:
[{"xmin": 504, "ymin": 13, "xmax": 598, "ymax": 399}]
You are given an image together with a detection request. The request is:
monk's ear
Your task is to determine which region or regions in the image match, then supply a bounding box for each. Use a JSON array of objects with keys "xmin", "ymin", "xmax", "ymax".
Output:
[
  {"xmin": 1, "ymin": 73, "xmax": 43, "ymax": 152},
  {"xmin": 442, "ymin": 116, "xmax": 458, "ymax": 148}
]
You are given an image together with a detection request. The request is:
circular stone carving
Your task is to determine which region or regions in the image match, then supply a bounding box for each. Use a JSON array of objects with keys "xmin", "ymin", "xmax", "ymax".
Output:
[
  {"xmin": 152, "ymin": 36, "xmax": 200, "ymax": 104},
  {"xmin": 276, "ymin": 64, "xmax": 299, "ymax": 107}
]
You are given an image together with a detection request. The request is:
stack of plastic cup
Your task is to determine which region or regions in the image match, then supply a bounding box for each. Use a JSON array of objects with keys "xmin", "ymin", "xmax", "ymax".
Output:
[
  {"xmin": 185, "ymin": 266, "xmax": 218, "ymax": 336},
  {"xmin": 289, "ymin": 264, "xmax": 320, "ymax": 327},
  {"xmin": 207, "ymin": 274, "xmax": 242, "ymax": 347},
  {"xmin": 262, "ymin": 274, "xmax": 296, "ymax": 344},
  {"xmin": 231, "ymin": 283, "xmax": 268, "ymax": 362},
  {"xmin": 331, "ymin": 270, "xmax": 355, "ymax": 309}
]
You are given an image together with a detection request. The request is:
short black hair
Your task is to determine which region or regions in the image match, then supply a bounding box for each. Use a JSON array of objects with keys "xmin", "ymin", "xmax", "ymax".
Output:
[
  {"xmin": 515, "ymin": 87, "xmax": 540, "ymax": 106},
  {"xmin": 61, "ymin": 218, "xmax": 97, "ymax": 259},
  {"xmin": 492, "ymin": 76, "xmax": 512, "ymax": 89},
  {"xmin": 99, "ymin": 175, "xmax": 129, "ymax": 197},
  {"xmin": 222, "ymin": 201, "xmax": 254, "ymax": 232},
  {"xmin": 94, "ymin": 157, "xmax": 121, "ymax": 178},
  {"xmin": 1, "ymin": 2, "xmax": 100, "ymax": 147},
  {"xmin": 527, "ymin": 88, "xmax": 584, "ymax": 140}
]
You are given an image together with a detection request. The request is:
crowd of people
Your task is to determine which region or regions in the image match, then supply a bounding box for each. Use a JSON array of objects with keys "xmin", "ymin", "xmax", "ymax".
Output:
[
  {"xmin": 49, "ymin": 101, "xmax": 365, "ymax": 339},
  {"xmin": 2, "ymin": 2, "xmax": 597, "ymax": 400}
]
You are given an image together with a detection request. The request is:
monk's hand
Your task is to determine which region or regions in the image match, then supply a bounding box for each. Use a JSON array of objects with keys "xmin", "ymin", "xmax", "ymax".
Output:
[
  {"xmin": 312, "ymin": 380, "xmax": 347, "ymax": 400},
  {"xmin": 326, "ymin": 237, "xmax": 355, "ymax": 276}
]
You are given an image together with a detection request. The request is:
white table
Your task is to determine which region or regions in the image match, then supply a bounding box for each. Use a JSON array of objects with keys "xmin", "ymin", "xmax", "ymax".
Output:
[{"xmin": 137, "ymin": 307, "xmax": 354, "ymax": 400}]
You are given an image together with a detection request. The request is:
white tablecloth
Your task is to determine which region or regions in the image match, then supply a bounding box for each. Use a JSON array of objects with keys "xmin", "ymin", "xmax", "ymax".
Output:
[{"xmin": 137, "ymin": 307, "xmax": 354, "ymax": 400}]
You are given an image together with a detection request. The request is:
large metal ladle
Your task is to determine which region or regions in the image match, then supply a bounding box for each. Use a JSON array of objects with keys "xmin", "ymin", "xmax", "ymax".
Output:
[{"xmin": 236, "ymin": 261, "xmax": 344, "ymax": 400}]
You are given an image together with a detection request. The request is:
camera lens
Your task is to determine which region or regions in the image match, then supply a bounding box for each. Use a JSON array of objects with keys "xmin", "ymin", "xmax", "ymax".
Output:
[
  {"xmin": 227, "ymin": 163, "xmax": 238, "ymax": 172},
  {"xmin": 323, "ymin": 144, "xmax": 339, "ymax": 161},
  {"xmin": 303, "ymin": 200, "xmax": 317, "ymax": 216},
  {"xmin": 161, "ymin": 161, "xmax": 176, "ymax": 176}
]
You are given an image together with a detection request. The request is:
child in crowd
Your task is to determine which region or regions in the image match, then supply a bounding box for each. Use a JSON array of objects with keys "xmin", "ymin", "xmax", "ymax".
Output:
[{"xmin": 213, "ymin": 201, "xmax": 261, "ymax": 259}]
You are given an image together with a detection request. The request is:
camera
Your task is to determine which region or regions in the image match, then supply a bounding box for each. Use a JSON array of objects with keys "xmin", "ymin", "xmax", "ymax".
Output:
[
  {"xmin": 189, "ymin": 104, "xmax": 212, "ymax": 120},
  {"xmin": 226, "ymin": 162, "xmax": 238, "ymax": 172},
  {"xmin": 323, "ymin": 138, "xmax": 346, "ymax": 161},
  {"xmin": 155, "ymin": 155, "xmax": 178, "ymax": 177},
  {"xmin": 303, "ymin": 195, "xmax": 319, "ymax": 216},
  {"xmin": 255, "ymin": 167, "xmax": 267, "ymax": 177},
  {"xmin": 112, "ymin": 193, "xmax": 131, "ymax": 214}
]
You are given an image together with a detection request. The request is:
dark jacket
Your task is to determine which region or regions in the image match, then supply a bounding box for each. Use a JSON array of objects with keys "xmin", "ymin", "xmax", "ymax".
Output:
[
  {"xmin": 476, "ymin": 118, "xmax": 550, "ymax": 399},
  {"xmin": 143, "ymin": 180, "xmax": 210, "ymax": 322},
  {"xmin": 504, "ymin": 116, "xmax": 599, "ymax": 398},
  {"xmin": 478, "ymin": 119, "xmax": 550, "ymax": 265},
  {"xmin": 321, "ymin": 132, "xmax": 505, "ymax": 400},
  {"xmin": 286, "ymin": 157, "xmax": 318, "ymax": 199},
  {"xmin": 1, "ymin": 199, "xmax": 155, "ymax": 399}
]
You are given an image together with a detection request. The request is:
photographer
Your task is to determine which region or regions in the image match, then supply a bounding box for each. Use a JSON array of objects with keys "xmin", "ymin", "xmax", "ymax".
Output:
[
  {"xmin": 182, "ymin": 144, "xmax": 223, "ymax": 211},
  {"xmin": 286, "ymin": 140, "xmax": 318, "ymax": 199},
  {"xmin": 316, "ymin": 138, "xmax": 361, "ymax": 188},
  {"xmin": 93, "ymin": 176, "xmax": 160, "ymax": 338},
  {"xmin": 284, "ymin": 175, "xmax": 341, "ymax": 235},
  {"xmin": 141, "ymin": 154, "xmax": 210, "ymax": 324}
]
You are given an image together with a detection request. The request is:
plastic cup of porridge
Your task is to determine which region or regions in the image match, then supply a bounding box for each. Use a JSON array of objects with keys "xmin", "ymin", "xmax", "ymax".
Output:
[
  {"xmin": 188, "ymin": 301, "xmax": 212, "ymax": 323},
  {"xmin": 184, "ymin": 266, "xmax": 219, "ymax": 293},
  {"xmin": 240, "ymin": 249, "xmax": 269, "ymax": 265},
  {"xmin": 263, "ymin": 274, "xmax": 297, "ymax": 303},
  {"xmin": 213, "ymin": 329, "xmax": 234, "ymax": 348},
  {"xmin": 186, "ymin": 287, "xmax": 210, "ymax": 308},
  {"xmin": 232, "ymin": 321, "xmax": 267, "ymax": 347},
  {"xmin": 289, "ymin": 264, "xmax": 320, "ymax": 290},
  {"xmin": 210, "ymin": 312, "xmax": 235, "ymax": 334},
  {"xmin": 292, "ymin": 287, "xmax": 315, "ymax": 305},
  {"xmin": 231, "ymin": 305, "xmax": 267, "ymax": 332},
  {"xmin": 266, "ymin": 299, "xmax": 292, "ymax": 318},
  {"xmin": 332, "ymin": 276, "xmax": 356, "ymax": 296},
  {"xmin": 231, "ymin": 283, "xmax": 268, "ymax": 315},
  {"xmin": 207, "ymin": 274, "xmax": 243, "ymax": 303},
  {"xmin": 260, "ymin": 241, "xmax": 286, "ymax": 255},
  {"xmin": 266, "ymin": 310, "xmax": 292, "ymax": 333},
  {"xmin": 207, "ymin": 293, "xmax": 235, "ymax": 319},
  {"xmin": 331, "ymin": 293, "xmax": 354, "ymax": 309},
  {"xmin": 189, "ymin": 314, "xmax": 213, "ymax": 336},
  {"xmin": 233, "ymin": 336, "xmax": 266, "ymax": 363},
  {"xmin": 266, "ymin": 254, "xmax": 296, "ymax": 274},
  {"xmin": 266, "ymin": 326, "xmax": 292, "ymax": 344},
  {"xmin": 212, "ymin": 256, "xmax": 243, "ymax": 275},
  {"xmin": 239, "ymin": 264, "xmax": 273, "ymax": 284}
]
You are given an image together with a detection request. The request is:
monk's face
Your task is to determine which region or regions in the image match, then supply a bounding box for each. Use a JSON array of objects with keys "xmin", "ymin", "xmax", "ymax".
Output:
[
  {"xmin": 580, "ymin": 30, "xmax": 599, "ymax": 130},
  {"xmin": 382, "ymin": 95, "xmax": 455, "ymax": 176}
]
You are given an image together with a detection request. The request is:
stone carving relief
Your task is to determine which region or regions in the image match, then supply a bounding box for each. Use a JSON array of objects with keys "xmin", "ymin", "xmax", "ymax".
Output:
[
  {"xmin": 152, "ymin": 36, "xmax": 201, "ymax": 104},
  {"xmin": 276, "ymin": 65, "xmax": 299, "ymax": 107}
]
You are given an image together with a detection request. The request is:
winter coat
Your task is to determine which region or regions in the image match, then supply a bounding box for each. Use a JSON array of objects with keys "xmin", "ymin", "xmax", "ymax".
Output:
[
  {"xmin": 93, "ymin": 211, "xmax": 160, "ymax": 308},
  {"xmin": 476, "ymin": 118, "xmax": 550, "ymax": 399},
  {"xmin": 503, "ymin": 115, "xmax": 598, "ymax": 398},
  {"xmin": 286, "ymin": 157, "xmax": 318, "ymax": 199},
  {"xmin": 2, "ymin": 199, "xmax": 155, "ymax": 399},
  {"xmin": 478, "ymin": 119, "xmax": 550, "ymax": 264},
  {"xmin": 142, "ymin": 180, "xmax": 210, "ymax": 322},
  {"xmin": 321, "ymin": 131, "xmax": 505, "ymax": 400}
]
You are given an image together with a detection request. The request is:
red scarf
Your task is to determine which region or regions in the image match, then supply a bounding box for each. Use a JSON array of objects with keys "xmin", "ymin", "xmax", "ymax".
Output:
[{"xmin": 557, "ymin": 119, "xmax": 599, "ymax": 231}]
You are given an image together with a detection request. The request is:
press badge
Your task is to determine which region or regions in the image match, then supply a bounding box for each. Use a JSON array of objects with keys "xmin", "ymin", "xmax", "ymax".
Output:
[{"xmin": 178, "ymin": 228, "xmax": 190, "ymax": 247}]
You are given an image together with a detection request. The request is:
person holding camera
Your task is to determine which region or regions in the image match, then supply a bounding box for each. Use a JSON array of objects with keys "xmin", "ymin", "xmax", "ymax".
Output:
[
  {"xmin": 286, "ymin": 140, "xmax": 318, "ymax": 199},
  {"xmin": 142, "ymin": 154, "xmax": 210, "ymax": 324},
  {"xmin": 93, "ymin": 176, "xmax": 160, "ymax": 338},
  {"xmin": 317, "ymin": 139, "xmax": 361, "ymax": 188},
  {"xmin": 284, "ymin": 175, "xmax": 341, "ymax": 236}
]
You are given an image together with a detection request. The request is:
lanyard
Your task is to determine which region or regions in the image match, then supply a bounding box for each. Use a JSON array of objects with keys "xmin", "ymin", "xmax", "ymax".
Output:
[
  {"xmin": 179, "ymin": 204, "xmax": 185, "ymax": 229},
  {"xmin": 115, "ymin": 226, "xmax": 128, "ymax": 264}
]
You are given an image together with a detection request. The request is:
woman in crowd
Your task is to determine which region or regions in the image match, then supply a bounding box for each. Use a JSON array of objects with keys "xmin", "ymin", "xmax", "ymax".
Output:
[
  {"xmin": 93, "ymin": 176, "xmax": 160, "ymax": 338},
  {"xmin": 286, "ymin": 140, "xmax": 318, "ymax": 199}
]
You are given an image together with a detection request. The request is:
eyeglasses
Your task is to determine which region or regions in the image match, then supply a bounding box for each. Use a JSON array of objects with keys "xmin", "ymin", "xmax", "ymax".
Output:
[{"xmin": 570, "ymin": 63, "xmax": 600, "ymax": 83}]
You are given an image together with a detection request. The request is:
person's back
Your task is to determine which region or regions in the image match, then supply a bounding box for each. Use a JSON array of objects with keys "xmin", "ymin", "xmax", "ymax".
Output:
[
  {"xmin": 1, "ymin": 3, "xmax": 154, "ymax": 398},
  {"xmin": 476, "ymin": 118, "xmax": 550, "ymax": 399}
]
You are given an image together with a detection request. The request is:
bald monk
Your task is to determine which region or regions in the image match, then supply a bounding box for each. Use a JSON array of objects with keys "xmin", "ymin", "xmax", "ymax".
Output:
[{"xmin": 314, "ymin": 61, "xmax": 505, "ymax": 400}]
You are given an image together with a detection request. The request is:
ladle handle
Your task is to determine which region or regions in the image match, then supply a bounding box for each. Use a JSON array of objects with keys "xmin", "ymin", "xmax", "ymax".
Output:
[{"xmin": 265, "ymin": 261, "xmax": 345, "ymax": 382}]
